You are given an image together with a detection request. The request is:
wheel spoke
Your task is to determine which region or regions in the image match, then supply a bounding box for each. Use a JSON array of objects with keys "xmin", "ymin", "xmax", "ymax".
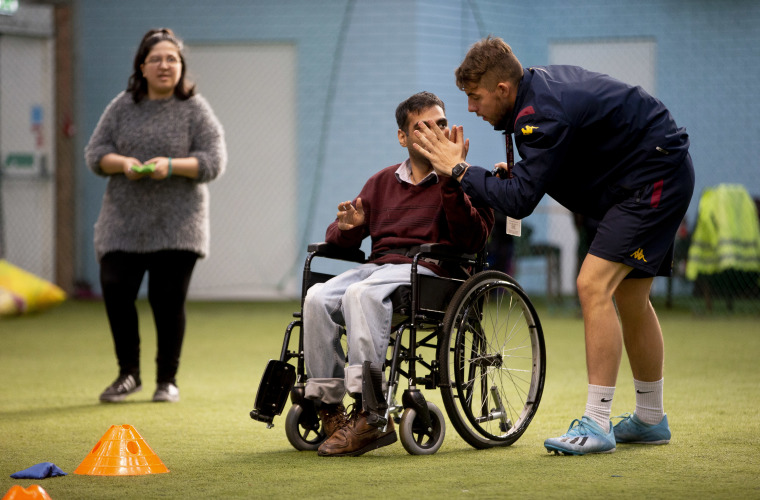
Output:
[{"xmin": 439, "ymin": 272, "xmax": 545, "ymax": 449}]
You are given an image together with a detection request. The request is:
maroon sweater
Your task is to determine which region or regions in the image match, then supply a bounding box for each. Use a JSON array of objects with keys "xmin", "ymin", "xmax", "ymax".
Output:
[{"xmin": 325, "ymin": 164, "xmax": 495, "ymax": 274}]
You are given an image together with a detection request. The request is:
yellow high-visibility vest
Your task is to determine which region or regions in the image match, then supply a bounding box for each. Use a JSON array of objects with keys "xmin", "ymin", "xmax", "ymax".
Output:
[{"xmin": 686, "ymin": 184, "xmax": 760, "ymax": 280}]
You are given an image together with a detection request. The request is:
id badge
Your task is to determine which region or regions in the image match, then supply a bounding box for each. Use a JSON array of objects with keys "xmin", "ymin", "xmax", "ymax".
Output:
[{"xmin": 506, "ymin": 216, "xmax": 521, "ymax": 237}]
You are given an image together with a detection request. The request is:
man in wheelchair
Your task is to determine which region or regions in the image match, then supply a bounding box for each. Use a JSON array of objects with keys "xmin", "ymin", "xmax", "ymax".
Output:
[{"xmin": 303, "ymin": 92, "xmax": 494, "ymax": 456}]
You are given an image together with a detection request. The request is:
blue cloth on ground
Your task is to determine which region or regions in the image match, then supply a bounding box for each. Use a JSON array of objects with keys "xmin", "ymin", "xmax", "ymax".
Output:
[{"xmin": 10, "ymin": 462, "xmax": 67, "ymax": 479}]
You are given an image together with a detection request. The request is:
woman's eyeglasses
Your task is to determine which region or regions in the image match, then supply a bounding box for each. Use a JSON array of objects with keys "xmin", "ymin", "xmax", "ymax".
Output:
[{"xmin": 144, "ymin": 56, "xmax": 181, "ymax": 66}]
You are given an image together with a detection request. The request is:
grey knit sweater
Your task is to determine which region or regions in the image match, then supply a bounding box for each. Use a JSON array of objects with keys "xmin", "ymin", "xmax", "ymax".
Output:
[{"xmin": 85, "ymin": 92, "xmax": 227, "ymax": 261}]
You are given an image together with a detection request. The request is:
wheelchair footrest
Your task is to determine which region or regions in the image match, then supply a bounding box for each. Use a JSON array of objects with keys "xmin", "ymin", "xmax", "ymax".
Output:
[
  {"xmin": 250, "ymin": 360, "xmax": 297, "ymax": 424},
  {"xmin": 249, "ymin": 409, "xmax": 274, "ymax": 425},
  {"xmin": 361, "ymin": 360, "xmax": 388, "ymax": 428}
]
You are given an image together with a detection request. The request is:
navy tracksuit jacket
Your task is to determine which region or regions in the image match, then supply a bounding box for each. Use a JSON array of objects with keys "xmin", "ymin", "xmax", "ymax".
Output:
[{"xmin": 461, "ymin": 65, "xmax": 691, "ymax": 221}]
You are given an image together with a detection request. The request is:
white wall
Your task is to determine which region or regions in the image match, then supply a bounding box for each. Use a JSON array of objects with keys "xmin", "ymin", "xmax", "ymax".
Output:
[
  {"xmin": 548, "ymin": 38, "xmax": 657, "ymax": 294},
  {"xmin": 185, "ymin": 43, "xmax": 299, "ymax": 299},
  {"xmin": 0, "ymin": 33, "xmax": 56, "ymax": 280}
]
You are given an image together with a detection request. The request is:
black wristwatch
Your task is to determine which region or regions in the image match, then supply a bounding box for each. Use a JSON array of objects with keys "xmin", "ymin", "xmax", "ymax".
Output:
[{"xmin": 451, "ymin": 162, "xmax": 468, "ymax": 181}]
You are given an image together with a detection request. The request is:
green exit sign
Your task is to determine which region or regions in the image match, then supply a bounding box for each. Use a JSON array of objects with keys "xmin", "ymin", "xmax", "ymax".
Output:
[{"xmin": 5, "ymin": 153, "xmax": 34, "ymax": 168}]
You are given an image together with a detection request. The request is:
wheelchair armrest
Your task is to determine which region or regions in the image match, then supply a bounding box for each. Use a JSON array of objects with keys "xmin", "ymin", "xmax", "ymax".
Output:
[
  {"xmin": 418, "ymin": 243, "xmax": 477, "ymax": 263},
  {"xmin": 307, "ymin": 242, "xmax": 366, "ymax": 263}
]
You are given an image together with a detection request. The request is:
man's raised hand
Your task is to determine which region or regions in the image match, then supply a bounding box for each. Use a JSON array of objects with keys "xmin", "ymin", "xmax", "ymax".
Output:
[{"xmin": 337, "ymin": 197, "xmax": 365, "ymax": 230}]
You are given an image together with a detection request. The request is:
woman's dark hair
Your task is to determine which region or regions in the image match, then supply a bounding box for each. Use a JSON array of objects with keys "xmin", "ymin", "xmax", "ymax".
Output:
[{"xmin": 126, "ymin": 28, "xmax": 195, "ymax": 102}]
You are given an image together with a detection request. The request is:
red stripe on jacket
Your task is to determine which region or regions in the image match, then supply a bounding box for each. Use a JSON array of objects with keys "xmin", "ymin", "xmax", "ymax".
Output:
[
  {"xmin": 515, "ymin": 106, "xmax": 535, "ymax": 123},
  {"xmin": 651, "ymin": 179, "xmax": 663, "ymax": 208}
]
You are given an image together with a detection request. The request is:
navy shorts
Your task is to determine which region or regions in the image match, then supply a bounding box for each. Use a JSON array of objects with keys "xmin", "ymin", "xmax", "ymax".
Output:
[{"xmin": 589, "ymin": 155, "xmax": 695, "ymax": 278}]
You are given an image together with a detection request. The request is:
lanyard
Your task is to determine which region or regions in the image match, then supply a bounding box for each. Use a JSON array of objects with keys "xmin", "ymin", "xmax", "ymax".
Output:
[
  {"xmin": 504, "ymin": 132, "xmax": 514, "ymax": 178},
  {"xmin": 503, "ymin": 132, "xmax": 521, "ymax": 235}
]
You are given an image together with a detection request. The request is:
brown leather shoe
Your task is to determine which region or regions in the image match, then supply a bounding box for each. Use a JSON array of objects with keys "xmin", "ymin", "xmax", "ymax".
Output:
[
  {"xmin": 317, "ymin": 409, "xmax": 396, "ymax": 457},
  {"xmin": 317, "ymin": 403, "xmax": 347, "ymax": 438}
]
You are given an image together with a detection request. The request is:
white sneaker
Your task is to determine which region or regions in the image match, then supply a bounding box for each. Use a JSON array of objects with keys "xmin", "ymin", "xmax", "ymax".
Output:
[{"xmin": 152, "ymin": 383, "xmax": 180, "ymax": 403}]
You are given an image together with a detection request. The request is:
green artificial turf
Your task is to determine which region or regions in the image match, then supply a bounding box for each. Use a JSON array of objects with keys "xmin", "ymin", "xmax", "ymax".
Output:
[{"xmin": 1, "ymin": 300, "xmax": 758, "ymax": 499}]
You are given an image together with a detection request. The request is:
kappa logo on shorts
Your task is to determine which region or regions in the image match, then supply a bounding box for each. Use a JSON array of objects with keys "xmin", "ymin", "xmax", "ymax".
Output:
[
  {"xmin": 630, "ymin": 248, "xmax": 648, "ymax": 262},
  {"xmin": 521, "ymin": 125, "xmax": 539, "ymax": 135}
]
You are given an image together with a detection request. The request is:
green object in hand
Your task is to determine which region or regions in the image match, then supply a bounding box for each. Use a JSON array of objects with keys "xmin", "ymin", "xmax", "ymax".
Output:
[{"xmin": 131, "ymin": 162, "xmax": 156, "ymax": 173}]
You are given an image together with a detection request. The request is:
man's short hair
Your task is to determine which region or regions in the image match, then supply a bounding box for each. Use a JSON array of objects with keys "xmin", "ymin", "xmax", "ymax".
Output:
[
  {"xmin": 395, "ymin": 91, "xmax": 445, "ymax": 133},
  {"xmin": 455, "ymin": 35, "xmax": 523, "ymax": 91}
]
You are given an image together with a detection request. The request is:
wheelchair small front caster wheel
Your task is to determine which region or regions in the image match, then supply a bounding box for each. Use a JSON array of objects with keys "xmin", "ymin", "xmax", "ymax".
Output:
[
  {"xmin": 285, "ymin": 403, "xmax": 326, "ymax": 451},
  {"xmin": 399, "ymin": 401, "xmax": 445, "ymax": 455}
]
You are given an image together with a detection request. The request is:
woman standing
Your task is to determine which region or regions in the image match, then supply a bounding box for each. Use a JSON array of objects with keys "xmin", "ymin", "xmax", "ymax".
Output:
[{"xmin": 85, "ymin": 28, "xmax": 227, "ymax": 403}]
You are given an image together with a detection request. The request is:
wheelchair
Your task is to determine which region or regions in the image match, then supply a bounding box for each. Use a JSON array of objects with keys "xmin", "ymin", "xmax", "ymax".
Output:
[{"xmin": 250, "ymin": 242, "xmax": 546, "ymax": 455}]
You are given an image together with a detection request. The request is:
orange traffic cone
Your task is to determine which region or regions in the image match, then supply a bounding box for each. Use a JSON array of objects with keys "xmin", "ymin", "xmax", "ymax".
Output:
[
  {"xmin": 74, "ymin": 424, "xmax": 169, "ymax": 476},
  {"xmin": 2, "ymin": 485, "xmax": 52, "ymax": 500}
]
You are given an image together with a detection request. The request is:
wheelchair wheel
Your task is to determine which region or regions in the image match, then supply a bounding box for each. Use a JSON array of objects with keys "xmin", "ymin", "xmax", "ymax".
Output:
[
  {"xmin": 284, "ymin": 403, "xmax": 327, "ymax": 451},
  {"xmin": 439, "ymin": 270, "xmax": 545, "ymax": 449},
  {"xmin": 399, "ymin": 402, "xmax": 446, "ymax": 455}
]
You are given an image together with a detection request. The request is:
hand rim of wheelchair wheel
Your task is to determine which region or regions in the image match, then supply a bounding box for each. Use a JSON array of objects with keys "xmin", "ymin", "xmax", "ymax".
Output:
[
  {"xmin": 451, "ymin": 280, "xmax": 543, "ymax": 444},
  {"xmin": 399, "ymin": 402, "xmax": 446, "ymax": 455},
  {"xmin": 438, "ymin": 270, "xmax": 546, "ymax": 449},
  {"xmin": 284, "ymin": 403, "xmax": 327, "ymax": 451}
]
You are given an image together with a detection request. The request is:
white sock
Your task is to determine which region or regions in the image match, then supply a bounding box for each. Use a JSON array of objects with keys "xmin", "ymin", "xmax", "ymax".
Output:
[
  {"xmin": 585, "ymin": 384, "xmax": 615, "ymax": 431},
  {"xmin": 634, "ymin": 378, "xmax": 664, "ymax": 425}
]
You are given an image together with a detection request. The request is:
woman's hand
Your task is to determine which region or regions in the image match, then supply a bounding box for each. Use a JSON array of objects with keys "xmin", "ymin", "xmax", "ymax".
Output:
[
  {"xmin": 146, "ymin": 157, "xmax": 171, "ymax": 180},
  {"xmin": 122, "ymin": 156, "xmax": 145, "ymax": 180}
]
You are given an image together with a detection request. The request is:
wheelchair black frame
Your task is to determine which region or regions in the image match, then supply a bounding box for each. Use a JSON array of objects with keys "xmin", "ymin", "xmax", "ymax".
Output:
[{"xmin": 251, "ymin": 241, "xmax": 545, "ymax": 453}]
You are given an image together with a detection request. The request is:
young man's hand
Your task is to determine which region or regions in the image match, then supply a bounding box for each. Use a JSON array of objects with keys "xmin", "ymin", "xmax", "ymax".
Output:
[{"xmin": 413, "ymin": 120, "xmax": 469, "ymax": 177}]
